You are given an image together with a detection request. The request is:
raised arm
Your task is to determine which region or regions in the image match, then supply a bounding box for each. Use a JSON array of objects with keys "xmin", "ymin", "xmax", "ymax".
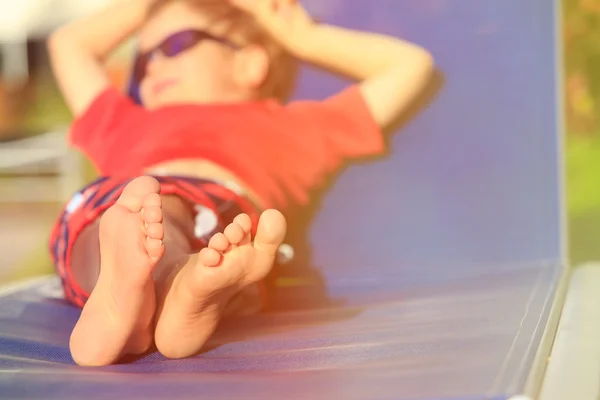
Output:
[
  {"xmin": 293, "ymin": 25, "xmax": 434, "ymax": 130},
  {"xmin": 47, "ymin": 0, "xmax": 156, "ymax": 117},
  {"xmin": 231, "ymin": 0, "xmax": 434, "ymax": 130}
]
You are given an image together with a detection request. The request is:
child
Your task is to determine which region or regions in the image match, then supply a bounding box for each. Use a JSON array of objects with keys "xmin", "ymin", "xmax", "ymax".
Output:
[{"xmin": 47, "ymin": 0, "xmax": 433, "ymax": 366}]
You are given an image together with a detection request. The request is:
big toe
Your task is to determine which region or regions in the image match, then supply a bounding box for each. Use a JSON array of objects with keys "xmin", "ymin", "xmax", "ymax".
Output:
[
  {"xmin": 253, "ymin": 209, "xmax": 287, "ymax": 255},
  {"xmin": 117, "ymin": 176, "xmax": 161, "ymax": 213}
]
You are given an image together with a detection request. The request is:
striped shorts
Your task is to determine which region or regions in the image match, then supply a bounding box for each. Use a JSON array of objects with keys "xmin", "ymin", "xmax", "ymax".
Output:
[{"xmin": 48, "ymin": 175, "xmax": 265, "ymax": 311}]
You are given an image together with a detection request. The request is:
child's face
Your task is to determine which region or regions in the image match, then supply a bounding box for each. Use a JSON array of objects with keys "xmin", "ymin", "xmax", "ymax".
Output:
[{"xmin": 137, "ymin": 1, "xmax": 258, "ymax": 109}]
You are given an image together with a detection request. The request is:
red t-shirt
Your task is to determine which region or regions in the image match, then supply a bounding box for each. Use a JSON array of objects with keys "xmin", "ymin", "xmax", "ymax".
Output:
[{"xmin": 69, "ymin": 85, "xmax": 384, "ymax": 210}]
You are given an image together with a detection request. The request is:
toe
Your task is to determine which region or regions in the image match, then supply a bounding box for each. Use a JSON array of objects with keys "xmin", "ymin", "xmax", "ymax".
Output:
[
  {"xmin": 146, "ymin": 222, "xmax": 164, "ymax": 240},
  {"xmin": 143, "ymin": 205, "xmax": 163, "ymax": 224},
  {"xmin": 253, "ymin": 209, "xmax": 286, "ymax": 255},
  {"xmin": 143, "ymin": 193, "xmax": 162, "ymax": 209},
  {"xmin": 117, "ymin": 176, "xmax": 161, "ymax": 213},
  {"xmin": 199, "ymin": 247, "xmax": 222, "ymax": 267},
  {"xmin": 223, "ymin": 222, "xmax": 246, "ymax": 246},
  {"xmin": 233, "ymin": 214, "xmax": 252, "ymax": 245},
  {"xmin": 233, "ymin": 214, "xmax": 252, "ymax": 232},
  {"xmin": 208, "ymin": 233, "xmax": 230, "ymax": 252},
  {"xmin": 146, "ymin": 237, "xmax": 164, "ymax": 260}
]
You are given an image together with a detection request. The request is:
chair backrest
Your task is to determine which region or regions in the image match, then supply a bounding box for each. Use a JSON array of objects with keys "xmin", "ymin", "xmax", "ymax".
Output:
[{"xmin": 296, "ymin": 0, "xmax": 565, "ymax": 284}]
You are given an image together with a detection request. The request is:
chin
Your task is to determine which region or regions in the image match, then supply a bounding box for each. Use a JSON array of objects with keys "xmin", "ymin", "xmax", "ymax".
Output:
[
  {"xmin": 143, "ymin": 90, "xmax": 220, "ymax": 108},
  {"xmin": 144, "ymin": 96, "xmax": 180, "ymax": 109}
]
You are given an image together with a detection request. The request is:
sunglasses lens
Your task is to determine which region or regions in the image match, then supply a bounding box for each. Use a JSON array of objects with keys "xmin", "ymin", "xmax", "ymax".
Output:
[
  {"xmin": 161, "ymin": 31, "xmax": 202, "ymax": 57},
  {"xmin": 133, "ymin": 31, "xmax": 235, "ymax": 84}
]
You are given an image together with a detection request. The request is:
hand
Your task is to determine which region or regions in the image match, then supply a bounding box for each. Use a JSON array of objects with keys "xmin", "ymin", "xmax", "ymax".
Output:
[
  {"xmin": 229, "ymin": 0, "xmax": 315, "ymax": 55},
  {"xmin": 146, "ymin": 0, "xmax": 170, "ymax": 14}
]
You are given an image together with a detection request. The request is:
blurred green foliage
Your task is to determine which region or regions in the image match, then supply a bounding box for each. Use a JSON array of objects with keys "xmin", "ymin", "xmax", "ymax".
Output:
[{"xmin": 563, "ymin": 0, "xmax": 600, "ymax": 264}]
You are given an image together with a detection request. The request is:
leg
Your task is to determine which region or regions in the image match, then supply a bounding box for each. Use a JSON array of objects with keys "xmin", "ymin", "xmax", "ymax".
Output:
[
  {"xmin": 69, "ymin": 184, "xmax": 196, "ymax": 296},
  {"xmin": 69, "ymin": 176, "xmax": 193, "ymax": 366},
  {"xmin": 154, "ymin": 210, "xmax": 287, "ymax": 359},
  {"xmin": 65, "ymin": 175, "xmax": 286, "ymax": 363}
]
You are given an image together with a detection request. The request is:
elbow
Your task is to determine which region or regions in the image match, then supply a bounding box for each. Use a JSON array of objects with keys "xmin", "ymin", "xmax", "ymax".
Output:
[
  {"xmin": 47, "ymin": 28, "xmax": 68, "ymax": 56},
  {"xmin": 399, "ymin": 48, "xmax": 435, "ymax": 87},
  {"xmin": 386, "ymin": 46, "xmax": 435, "ymax": 82},
  {"xmin": 413, "ymin": 48, "xmax": 435, "ymax": 78},
  {"xmin": 384, "ymin": 48, "xmax": 435, "ymax": 95},
  {"xmin": 47, "ymin": 26, "xmax": 80, "ymax": 57},
  {"xmin": 47, "ymin": 27, "xmax": 92, "ymax": 68}
]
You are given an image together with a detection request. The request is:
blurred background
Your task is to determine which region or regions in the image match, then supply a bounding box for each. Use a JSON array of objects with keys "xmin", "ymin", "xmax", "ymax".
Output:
[
  {"xmin": 0, "ymin": 1, "xmax": 131, "ymax": 284},
  {"xmin": 564, "ymin": 0, "xmax": 600, "ymax": 264},
  {"xmin": 0, "ymin": 0, "xmax": 597, "ymax": 284}
]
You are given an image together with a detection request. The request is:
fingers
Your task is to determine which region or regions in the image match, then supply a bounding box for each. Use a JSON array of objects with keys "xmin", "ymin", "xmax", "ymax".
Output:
[
  {"xmin": 229, "ymin": 0, "xmax": 281, "ymax": 35},
  {"xmin": 229, "ymin": 0, "xmax": 257, "ymax": 13},
  {"xmin": 230, "ymin": 0, "xmax": 291, "ymax": 17},
  {"xmin": 229, "ymin": 0, "xmax": 313, "ymax": 46},
  {"xmin": 277, "ymin": 0, "xmax": 295, "ymax": 19}
]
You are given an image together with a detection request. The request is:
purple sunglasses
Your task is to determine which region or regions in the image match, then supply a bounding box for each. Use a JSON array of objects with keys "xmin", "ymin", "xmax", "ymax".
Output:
[{"xmin": 132, "ymin": 29, "xmax": 240, "ymax": 83}]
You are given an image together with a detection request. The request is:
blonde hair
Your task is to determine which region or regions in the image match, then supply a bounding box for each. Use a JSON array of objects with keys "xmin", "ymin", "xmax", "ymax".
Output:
[{"xmin": 148, "ymin": 0, "xmax": 299, "ymax": 102}]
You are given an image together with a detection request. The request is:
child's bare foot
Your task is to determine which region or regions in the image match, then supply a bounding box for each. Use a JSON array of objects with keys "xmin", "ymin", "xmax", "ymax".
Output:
[
  {"xmin": 70, "ymin": 176, "xmax": 165, "ymax": 366},
  {"xmin": 154, "ymin": 209, "xmax": 286, "ymax": 359}
]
